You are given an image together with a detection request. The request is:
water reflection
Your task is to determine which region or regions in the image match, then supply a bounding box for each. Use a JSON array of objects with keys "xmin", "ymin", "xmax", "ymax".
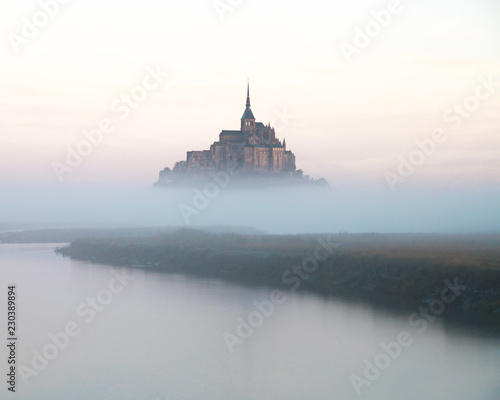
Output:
[{"xmin": 1, "ymin": 244, "xmax": 500, "ymax": 400}]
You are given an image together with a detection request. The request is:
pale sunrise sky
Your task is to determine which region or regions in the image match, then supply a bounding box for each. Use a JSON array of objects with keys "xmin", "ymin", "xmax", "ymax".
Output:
[{"xmin": 1, "ymin": 0, "xmax": 499, "ymax": 187}]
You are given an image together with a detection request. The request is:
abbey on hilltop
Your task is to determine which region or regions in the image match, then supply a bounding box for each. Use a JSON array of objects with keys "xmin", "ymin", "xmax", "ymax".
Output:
[{"xmin": 155, "ymin": 83, "xmax": 326, "ymax": 186}]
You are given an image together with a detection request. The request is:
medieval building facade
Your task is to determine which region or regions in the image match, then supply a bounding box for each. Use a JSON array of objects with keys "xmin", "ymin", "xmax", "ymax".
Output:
[{"xmin": 185, "ymin": 84, "xmax": 296, "ymax": 175}]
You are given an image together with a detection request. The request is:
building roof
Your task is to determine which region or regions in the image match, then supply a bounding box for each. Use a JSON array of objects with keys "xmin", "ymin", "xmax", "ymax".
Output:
[
  {"xmin": 241, "ymin": 108, "xmax": 255, "ymax": 120},
  {"xmin": 220, "ymin": 130, "xmax": 244, "ymax": 142},
  {"xmin": 220, "ymin": 130, "xmax": 243, "ymax": 135}
]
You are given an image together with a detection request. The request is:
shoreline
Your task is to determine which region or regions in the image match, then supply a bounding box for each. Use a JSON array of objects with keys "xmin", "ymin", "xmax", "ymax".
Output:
[{"xmin": 53, "ymin": 230, "xmax": 500, "ymax": 334}]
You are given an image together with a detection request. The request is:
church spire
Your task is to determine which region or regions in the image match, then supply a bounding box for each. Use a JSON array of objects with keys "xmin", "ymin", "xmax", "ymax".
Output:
[
  {"xmin": 246, "ymin": 79, "xmax": 251, "ymax": 108},
  {"xmin": 241, "ymin": 79, "xmax": 255, "ymax": 127}
]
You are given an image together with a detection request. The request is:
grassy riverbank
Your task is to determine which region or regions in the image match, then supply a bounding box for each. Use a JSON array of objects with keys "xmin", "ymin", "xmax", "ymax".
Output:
[{"xmin": 55, "ymin": 229, "xmax": 500, "ymax": 321}]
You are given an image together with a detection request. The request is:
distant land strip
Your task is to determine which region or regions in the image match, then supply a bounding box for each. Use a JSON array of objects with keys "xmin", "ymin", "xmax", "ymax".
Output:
[
  {"xmin": 51, "ymin": 229, "xmax": 500, "ymax": 331},
  {"xmin": 0, "ymin": 226, "xmax": 264, "ymax": 243}
]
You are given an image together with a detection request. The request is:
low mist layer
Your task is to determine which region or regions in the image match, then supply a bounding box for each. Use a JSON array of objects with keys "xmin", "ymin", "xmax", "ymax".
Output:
[{"xmin": 1, "ymin": 183, "xmax": 499, "ymax": 234}]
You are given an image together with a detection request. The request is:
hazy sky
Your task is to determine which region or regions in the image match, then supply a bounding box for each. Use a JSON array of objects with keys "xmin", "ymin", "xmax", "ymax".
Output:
[{"xmin": 0, "ymin": 0, "xmax": 499, "ymax": 188}]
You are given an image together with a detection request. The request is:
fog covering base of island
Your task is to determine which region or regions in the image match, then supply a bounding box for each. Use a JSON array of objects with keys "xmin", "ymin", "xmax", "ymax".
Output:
[{"xmin": 1, "ymin": 183, "xmax": 499, "ymax": 234}]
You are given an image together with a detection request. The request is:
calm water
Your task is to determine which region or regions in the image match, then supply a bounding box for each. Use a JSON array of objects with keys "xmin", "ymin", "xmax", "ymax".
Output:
[{"xmin": 1, "ymin": 243, "xmax": 500, "ymax": 400}]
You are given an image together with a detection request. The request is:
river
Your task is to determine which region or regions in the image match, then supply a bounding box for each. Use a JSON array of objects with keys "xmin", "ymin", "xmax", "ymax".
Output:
[{"xmin": 1, "ymin": 243, "xmax": 499, "ymax": 399}]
